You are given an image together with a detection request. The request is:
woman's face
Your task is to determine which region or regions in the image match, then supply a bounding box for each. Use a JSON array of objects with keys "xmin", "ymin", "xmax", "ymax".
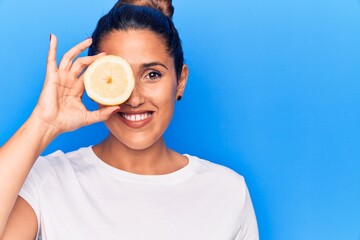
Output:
[{"xmin": 99, "ymin": 30, "xmax": 187, "ymax": 150}]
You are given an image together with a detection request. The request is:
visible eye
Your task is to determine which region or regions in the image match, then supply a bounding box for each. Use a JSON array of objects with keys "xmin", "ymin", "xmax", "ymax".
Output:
[{"xmin": 145, "ymin": 71, "xmax": 162, "ymax": 81}]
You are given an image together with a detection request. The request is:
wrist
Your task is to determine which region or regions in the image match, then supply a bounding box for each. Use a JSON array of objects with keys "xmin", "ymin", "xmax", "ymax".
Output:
[{"xmin": 26, "ymin": 112, "xmax": 61, "ymax": 142}]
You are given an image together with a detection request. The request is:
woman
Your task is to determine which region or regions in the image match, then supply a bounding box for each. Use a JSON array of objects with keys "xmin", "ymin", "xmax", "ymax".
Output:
[{"xmin": 0, "ymin": 0, "xmax": 258, "ymax": 239}]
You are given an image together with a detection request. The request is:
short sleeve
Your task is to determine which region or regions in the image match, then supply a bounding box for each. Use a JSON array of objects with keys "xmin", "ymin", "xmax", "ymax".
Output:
[
  {"xmin": 234, "ymin": 181, "xmax": 259, "ymax": 240},
  {"xmin": 18, "ymin": 157, "xmax": 44, "ymax": 236}
]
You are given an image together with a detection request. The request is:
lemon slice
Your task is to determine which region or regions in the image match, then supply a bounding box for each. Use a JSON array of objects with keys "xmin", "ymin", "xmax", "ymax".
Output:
[{"xmin": 84, "ymin": 55, "xmax": 135, "ymax": 105}]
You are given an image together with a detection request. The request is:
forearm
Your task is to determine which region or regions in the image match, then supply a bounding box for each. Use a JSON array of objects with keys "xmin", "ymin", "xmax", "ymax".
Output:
[
  {"xmin": 0, "ymin": 114, "xmax": 58, "ymax": 234},
  {"xmin": 0, "ymin": 36, "xmax": 114, "ymax": 236}
]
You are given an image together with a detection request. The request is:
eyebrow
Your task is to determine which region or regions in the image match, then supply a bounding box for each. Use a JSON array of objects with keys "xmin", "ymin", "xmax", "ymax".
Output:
[{"xmin": 141, "ymin": 62, "xmax": 168, "ymax": 70}]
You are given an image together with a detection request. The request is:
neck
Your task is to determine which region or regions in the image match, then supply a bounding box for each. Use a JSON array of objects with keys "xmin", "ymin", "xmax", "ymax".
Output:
[{"xmin": 93, "ymin": 134, "xmax": 187, "ymax": 175}]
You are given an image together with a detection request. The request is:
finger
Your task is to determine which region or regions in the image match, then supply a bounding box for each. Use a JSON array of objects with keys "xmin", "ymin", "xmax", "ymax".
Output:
[
  {"xmin": 70, "ymin": 52, "xmax": 106, "ymax": 79},
  {"xmin": 72, "ymin": 52, "xmax": 106, "ymax": 94},
  {"xmin": 84, "ymin": 106, "xmax": 121, "ymax": 126},
  {"xmin": 46, "ymin": 34, "xmax": 58, "ymax": 76},
  {"xmin": 58, "ymin": 38, "xmax": 92, "ymax": 70}
]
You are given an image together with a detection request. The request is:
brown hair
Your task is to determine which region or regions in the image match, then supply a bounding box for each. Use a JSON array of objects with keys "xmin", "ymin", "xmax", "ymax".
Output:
[
  {"xmin": 114, "ymin": 0, "xmax": 174, "ymax": 19},
  {"xmin": 88, "ymin": 0, "xmax": 184, "ymax": 79}
]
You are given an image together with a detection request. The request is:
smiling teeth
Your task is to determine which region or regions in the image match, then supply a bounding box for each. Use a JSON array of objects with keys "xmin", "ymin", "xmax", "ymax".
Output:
[{"xmin": 120, "ymin": 112, "xmax": 152, "ymax": 122}]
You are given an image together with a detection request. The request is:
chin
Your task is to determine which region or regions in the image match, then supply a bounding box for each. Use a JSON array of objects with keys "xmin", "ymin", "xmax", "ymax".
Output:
[
  {"xmin": 124, "ymin": 141, "xmax": 156, "ymax": 151},
  {"xmin": 104, "ymin": 114, "xmax": 170, "ymax": 151},
  {"xmin": 112, "ymin": 133, "xmax": 164, "ymax": 151}
]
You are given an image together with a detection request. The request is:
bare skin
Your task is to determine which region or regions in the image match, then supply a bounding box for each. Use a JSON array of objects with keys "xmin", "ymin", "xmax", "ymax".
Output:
[
  {"xmin": 93, "ymin": 30, "xmax": 188, "ymax": 175},
  {"xmin": 0, "ymin": 30, "xmax": 188, "ymax": 239},
  {"xmin": 0, "ymin": 36, "xmax": 119, "ymax": 239}
]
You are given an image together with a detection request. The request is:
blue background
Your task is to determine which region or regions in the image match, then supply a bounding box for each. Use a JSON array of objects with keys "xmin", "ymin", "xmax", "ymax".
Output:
[{"xmin": 0, "ymin": 0, "xmax": 359, "ymax": 239}]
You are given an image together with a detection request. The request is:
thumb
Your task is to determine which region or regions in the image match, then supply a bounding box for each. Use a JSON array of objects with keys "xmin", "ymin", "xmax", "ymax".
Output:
[{"xmin": 85, "ymin": 106, "xmax": 120, "ymax": 125}]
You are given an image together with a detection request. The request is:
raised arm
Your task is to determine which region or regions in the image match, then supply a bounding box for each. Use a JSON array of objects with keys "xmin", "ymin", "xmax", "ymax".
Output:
[{"xmin": 0, "ymin": 35, "xmax": 119, "ymax": 237}]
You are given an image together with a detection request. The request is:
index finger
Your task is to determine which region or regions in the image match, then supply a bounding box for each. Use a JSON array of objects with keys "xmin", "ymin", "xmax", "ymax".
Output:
[
  {"xmin": 58, "ymin": 38, "xmax": 93, "ymax": 70},
  {"xmin": 47, "ymin": 33, "xmax": 58, "ymax": 72}
]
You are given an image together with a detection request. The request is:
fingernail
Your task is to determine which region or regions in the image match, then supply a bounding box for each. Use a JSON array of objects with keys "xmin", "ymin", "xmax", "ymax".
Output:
[
  {"xmin": 86, "ymin": 37, "xmax": 92, "ymax": 40},
  {"xmin": 112, "ymin": 108, "xmax": 120, "ymax": 114}
]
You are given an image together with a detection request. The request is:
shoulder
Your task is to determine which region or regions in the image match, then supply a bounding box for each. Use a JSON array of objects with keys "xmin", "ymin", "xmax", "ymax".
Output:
[
  {"xmin": 35, "ymin": 147, "xmax": 85, "ymax": 165},
  {"xmin": 30, "ymin": 147, "xmax": 91, "ymax": 179},
  {"xmin": 186, "ymin": 154, "xmax": 247, "ymax": 189},
  {"xmin": 185, "ymin": 154, "xmax": 254, "ymax": 216},
  {"xmin": 187, "ymin": 154, "xmax": 245, "ymax": 179}
]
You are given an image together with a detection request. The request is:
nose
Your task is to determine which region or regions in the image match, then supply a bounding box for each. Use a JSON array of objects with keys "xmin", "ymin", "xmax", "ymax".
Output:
[{"xmin": 124, "ymin": 81, "xmax": 145, "ymax": 108}]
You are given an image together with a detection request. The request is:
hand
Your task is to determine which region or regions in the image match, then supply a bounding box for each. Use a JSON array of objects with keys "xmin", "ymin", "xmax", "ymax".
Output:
[{"xmin": 31, "ymin": 34, "xmax": 119, "ymax": 135}]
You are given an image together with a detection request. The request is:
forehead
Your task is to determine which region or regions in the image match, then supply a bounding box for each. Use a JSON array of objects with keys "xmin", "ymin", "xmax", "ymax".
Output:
[{"xmin": 99, "ymin": 30, "xmax": 171, "ymax": 66}]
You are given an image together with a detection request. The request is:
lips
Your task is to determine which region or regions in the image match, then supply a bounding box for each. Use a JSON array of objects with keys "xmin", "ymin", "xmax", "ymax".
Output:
[
  {"xmin": 117, "ymin": 111, "xmax": 154, "ymax": 128},
  {"xmin": 119, "ymin": 112, "xmax": 152, "ymax": 122}
]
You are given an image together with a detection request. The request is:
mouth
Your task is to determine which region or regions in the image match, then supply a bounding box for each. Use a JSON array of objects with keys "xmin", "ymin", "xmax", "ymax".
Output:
[{"xmin": 118, "ymin": 112, "xmax": 153, "ymax": 122}]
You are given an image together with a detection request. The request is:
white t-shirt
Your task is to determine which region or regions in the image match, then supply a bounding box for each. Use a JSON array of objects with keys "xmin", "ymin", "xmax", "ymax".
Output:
[{"xmin": 20, "ymin": 147, "xmax": 259, "ymax": 240}]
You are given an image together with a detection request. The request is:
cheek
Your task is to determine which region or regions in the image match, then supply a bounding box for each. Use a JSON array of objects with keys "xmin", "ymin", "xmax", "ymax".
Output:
[
  {"xmin": 145, "ymin": 79, "xmax": 177, "ymax": 102},
  {"xmin": 147, "ymin": 80, "xmax": 177, "ymax": 123}
]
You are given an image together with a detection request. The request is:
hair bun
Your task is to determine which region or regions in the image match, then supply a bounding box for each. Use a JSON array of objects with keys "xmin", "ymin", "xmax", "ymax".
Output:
[{"xmin": 115, "ymin": 0, "xmax": 174, "ymax": 19}]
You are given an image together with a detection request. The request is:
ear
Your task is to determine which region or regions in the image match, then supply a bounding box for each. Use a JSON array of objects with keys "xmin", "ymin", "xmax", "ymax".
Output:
[{"xmin": 176, "ymin": 64, "xmax": 189, "ymax": 98}]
